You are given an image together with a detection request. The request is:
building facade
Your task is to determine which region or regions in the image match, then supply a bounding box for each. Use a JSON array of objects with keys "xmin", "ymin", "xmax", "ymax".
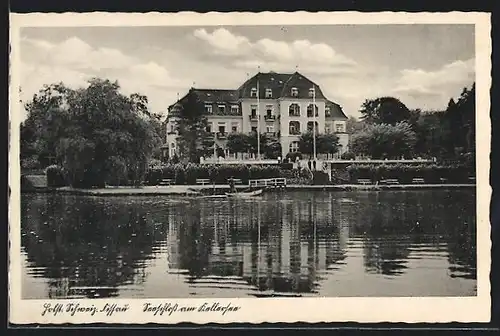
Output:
[{"xmin": 164, "ymin": 71, "xmax": 349, "ymax": 160}]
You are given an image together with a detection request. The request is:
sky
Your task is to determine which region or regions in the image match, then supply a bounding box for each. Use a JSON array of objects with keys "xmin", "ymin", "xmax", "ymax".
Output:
[{"xmin": 19, "ymin": 24, "xmax": 475, "ymax": 120}]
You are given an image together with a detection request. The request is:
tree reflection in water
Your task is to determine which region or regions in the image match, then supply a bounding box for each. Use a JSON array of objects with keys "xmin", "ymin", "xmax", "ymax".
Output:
[{"xmin": 21, "ymin": 194, "xmax": 165, "ymax": 298}]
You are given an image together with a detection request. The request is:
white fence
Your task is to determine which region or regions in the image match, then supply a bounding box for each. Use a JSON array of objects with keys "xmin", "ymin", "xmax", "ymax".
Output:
[{"xmin": 249, "ymin": 178, "xmax": 287, "ymax": 188}]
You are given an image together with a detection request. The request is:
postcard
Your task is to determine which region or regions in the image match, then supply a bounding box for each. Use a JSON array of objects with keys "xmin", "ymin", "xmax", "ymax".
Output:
[{"xmin": 9, "ymin": 11, "xmax": 491, "ymax": 324}]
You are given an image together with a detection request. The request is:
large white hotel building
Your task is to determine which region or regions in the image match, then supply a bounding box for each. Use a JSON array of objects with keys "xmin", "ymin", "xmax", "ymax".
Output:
[{"xmin": 164, "ymin": 71, "xmax": 349, "ymax": 160}]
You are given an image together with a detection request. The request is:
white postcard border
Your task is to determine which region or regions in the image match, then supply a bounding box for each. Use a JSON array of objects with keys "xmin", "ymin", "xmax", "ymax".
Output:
[{"xmin": 8, "ymin": 11, "xmax": 492, "ymax": 324}]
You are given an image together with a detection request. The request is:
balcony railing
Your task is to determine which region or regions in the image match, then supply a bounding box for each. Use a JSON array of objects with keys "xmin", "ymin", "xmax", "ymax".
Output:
[
  {"xmin": 216, "ymin": 132, "xmax": 228, "ymax": 139},
  {"xmin": 264, "ymin": 115, "xmax": 276, "ymax": 121},
  {"xmin": 289, "ymin": 113, "xmax": 301, "ymax": 117},
  {"xmin": 249, "ymin": 115, "xmax": 259, "ymax": 121},
  {"xmin": 289, "ymin": 130, "xmax": 301, "ymax": 135}
]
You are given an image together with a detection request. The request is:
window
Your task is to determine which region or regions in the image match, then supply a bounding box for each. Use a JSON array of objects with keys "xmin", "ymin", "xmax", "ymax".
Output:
[
  {"xmin": 289, "ymin": 141, "xmax": 299, "ymax": 153},
  {"xmin": 250, "ymin": 88, "xmax": 257, "ymax": 97},
  {"xmin": 335, "ymin": 123, "xmax": 344, "ymax": 133},
  {"xmin": 205, "ymin": 104, "xmax": 213, "ymax": 113},
  {"xmin": 325, "ymin": 124, "xmax": 331, "ymax": 134},
  {"xmin": 309, "ymin": 87, "xmax": 315, "ymax": 97},
  {"xmin": 250, "ymin": 105, "xmax": 258, "ymax": 118},
  {"xmin": 325, "ymin": 106, "xmax": 331, "ymax": 117},
  {"xmin": 266, "ymin": 105, "xmax": 273, "ymax": 118},
  {"xmin": 170, "ymin": 143, "xmax": 177, "ymax": 156},
  {"xmin": 265, "ymin": 88, "xmax": 272, "ymax": 98},
  {"xmin": 231, "ymin": 122, "xmax": 238, "ymax": 133},
  {"xmin": 266, "ymin": 125, "xmax": 274, "ymax": 133},
  {"xmin": 231, "ymin": 105, "xmax": 239, "ymax": 114},
  {"xmin": 218, "ymin": 105, "xmax": 226, "ymax": 114},
  {"xmin": 206, "ymin": 123, "xmax": 212, "ymax": 133},
  {"xmin": 218, "ymin": 125, "xmax": 226, "ymax": 134},
  {"xmin": 291, "ymin": 87, "xmax": 298, "ymax": 97},
  {"xmin": 288, "ymin": 103, "xmax": 300, "ymax": 117},
  {"xmin": 307, "ymin": 121, "xmax": 319, "ymax": 133},
  {"xmin": 289, "ymin": 121, "xmax": 300, "ymax": 135},
  {"xmin": 307, "ymin": 104, "xmax": 319, "ymax": 117},
  {"xmin": 251, "ymin": 126, "xmax": 258, "ymax": 133}
]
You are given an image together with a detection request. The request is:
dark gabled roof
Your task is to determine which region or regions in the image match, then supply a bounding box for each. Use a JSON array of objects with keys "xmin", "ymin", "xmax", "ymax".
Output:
[
  {"xmin": 238, "ymin": 71, "xmax": 292, "ymax": 99},
  {"xmin": 326, "ymin": 100, "xmax": 348, "ymax": 120},
  {"xmin": 167, "ymin": 88, "xmax": 241, "ymax": 119},
  {"xmin": 191, "ymin": 88, "xmax": 239, "ymax": 103},
  {"xmin": 279, "ymin": 72, "xmax": 327, "ymax": 100},
  {"xmin": 238, "ymin": 71, "xmax": 327, "ymax": 100}
]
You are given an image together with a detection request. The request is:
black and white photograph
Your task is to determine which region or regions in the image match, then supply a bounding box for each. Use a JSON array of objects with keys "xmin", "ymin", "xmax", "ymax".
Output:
[{"xmin": 9, "ymin": 12, "xmax": 491, "ymax": 324}]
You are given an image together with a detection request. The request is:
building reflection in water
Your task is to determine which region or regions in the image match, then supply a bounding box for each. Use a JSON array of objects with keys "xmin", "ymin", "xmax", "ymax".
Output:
[{"xmin": 167, "ymin": 195, "xmax": 353, "ymax": 296}]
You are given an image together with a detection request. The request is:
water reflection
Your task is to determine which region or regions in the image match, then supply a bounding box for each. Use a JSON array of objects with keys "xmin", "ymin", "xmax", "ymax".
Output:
[{"xmin": 21, "ymin": 190, "xmax": 477, "ymax": 298}]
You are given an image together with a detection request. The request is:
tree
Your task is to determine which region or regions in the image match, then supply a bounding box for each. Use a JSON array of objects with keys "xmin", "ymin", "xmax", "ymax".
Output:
[
  {"xmin": 262, "ymin": 135, "xmax": 282, "ymax": 159},
  {"xmin": 298, "ymin": 132, "xmax": 339, "ymax": 158},
  {"xmin": 148, "ymin": 112, "xmax": 165, "ymax": 160},
  {"xmin": 346, "ymin": 116, "xmax": 366, "ymax": 134},
  {"xmin": 226, "ymin": 132, "xmax": 282, "ymax": 159},
  {"xmin": 317, "ymin": 133, "xmax": 340, "ymax": 155},
  {"xmin": 21, "ymin": 78, "xmax": 160, "ymax": 188},
  {"xmin": 175, "ymin": 90, "xmax": 213, "ymax": 162},
  {"xmin": 350, "ymin": 122, "xmax": 417, "ymax": 159},
  {"xmin": 413, "ymin": 111, "xmax": 449, "ymax": 158},
  {"xmin": 226, "ymin": 133, "xmax": 250, "ymax": 154},
  {"xmin": 359, "ymin": 97, "xmax": 413, "ymax": 126}
]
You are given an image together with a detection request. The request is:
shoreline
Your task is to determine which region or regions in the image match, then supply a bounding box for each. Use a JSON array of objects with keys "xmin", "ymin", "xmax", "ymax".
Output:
[{"xmin": 21, "ymin": 183, "xmax": 476, "ymax": 196}]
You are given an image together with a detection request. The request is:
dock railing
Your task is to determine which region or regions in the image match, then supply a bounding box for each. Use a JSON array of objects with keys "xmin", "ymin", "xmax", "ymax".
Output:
[{"xmin": 249, "ymin": 177, "xmax": 287, "ymax": 189}]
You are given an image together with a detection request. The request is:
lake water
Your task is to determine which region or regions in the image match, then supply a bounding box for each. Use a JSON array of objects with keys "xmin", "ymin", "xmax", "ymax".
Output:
[{"xmin": 20, "ymin": 190, "xmax": 477, "ymax": 299}]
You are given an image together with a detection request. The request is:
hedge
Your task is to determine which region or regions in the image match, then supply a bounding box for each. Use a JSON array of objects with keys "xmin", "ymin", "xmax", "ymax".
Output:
[
  {"xmin": 346, "ymin": 163, "xmax": 473, "ymax": 184},
  {"xmin": 144, "ymin": 163, "xmax": 286, "ymax": 185},
  {"xmin": 45, "ymin": 165, "xmax": 68, "ymax": 188}
]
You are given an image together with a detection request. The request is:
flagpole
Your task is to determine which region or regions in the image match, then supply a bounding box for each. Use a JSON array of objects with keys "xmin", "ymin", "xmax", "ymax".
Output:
[
  {"xmin": 313, "ymin": 86, "xmax": 317, "ymax": 160},
  {"xmin": 257, "ymin": 67, "xmax": 261, "ymax": 161}
]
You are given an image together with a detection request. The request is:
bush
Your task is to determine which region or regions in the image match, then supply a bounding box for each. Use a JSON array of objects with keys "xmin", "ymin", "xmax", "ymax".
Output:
[
  {"xmin": 285, "ymin": 152, "xmax": 302, "ymax": 163},
  {"xmin": 341, "ymin": 151, "xmax": 356, "ymax": 160},
  {"xmin": 346, "ymin": 163, "xmax": 470, "ymax": 184},
  {"xmin": 444, "ymin": 164, "xmax": 469, "ymax": 183},
  {"xmin": 312, "ymin": 171, "xmax": 330, "ymax": 185},
  {"xmin": 45, "ymin": 165, "xmax": 68, "ymax": 188},
  {"xmin": 144, "ymin": 163, "xmax": 291, "ymax": 185}
]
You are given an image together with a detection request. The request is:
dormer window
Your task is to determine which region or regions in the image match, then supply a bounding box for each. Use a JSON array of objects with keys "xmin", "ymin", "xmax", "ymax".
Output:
[
  {"xmin": 250, "ymin": 88, "xmax": 257, "ymax": 97},
  {"xmin": 218, "ymin": 104, "xmax": 226, "ymax": 114},
  {"xmin": 230, "ymin": 105, "xmax": 239, "ymax": 114},
  {"xmin": 309, "ymin": 88, "xmax": 315, "ymax": 97},
  {"xmin": 265, "ymin": 88, "xmax": 272, "ymax": 98},
  {"xmin": 291, "ymin": 87, "xmax": 298, "ymax": 97},
  {"xmin": 205, "ymin": 104, "xmax": 213, "ymax": 114},
  {"xmin": 325, "ymin": 106, "xmax": 331, "ymax": 117}
]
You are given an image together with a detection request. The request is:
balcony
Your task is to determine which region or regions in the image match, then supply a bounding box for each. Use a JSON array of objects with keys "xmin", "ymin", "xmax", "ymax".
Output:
[
  {"xmin": 289, "ymin": 130, "xmax": 301, "ymax": 135},
  {"xmin": 216, "ymin": 132, "xmax": 228, "ymax": 139},
  {"xmin": 264, "ymin": 115, "xmax": 276, "ymax": 121},
  {"xmin": 249, "ymin": 114, "xmax": 259, "ymax": 121}
]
